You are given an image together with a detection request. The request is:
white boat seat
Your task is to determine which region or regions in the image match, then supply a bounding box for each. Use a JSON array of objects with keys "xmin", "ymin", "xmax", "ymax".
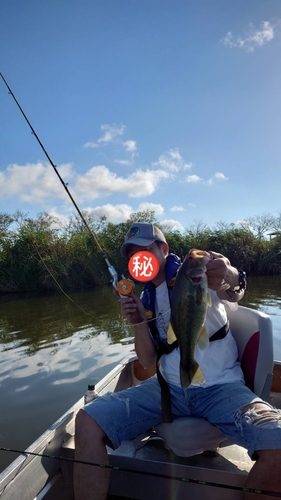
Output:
[{"xmin": 150, "ymin": 305, "xmax": 274, "ymax": 457}]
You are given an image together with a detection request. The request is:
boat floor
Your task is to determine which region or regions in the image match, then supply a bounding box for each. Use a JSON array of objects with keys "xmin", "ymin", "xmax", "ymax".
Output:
[{"xmin": 60, "ymin": 431, "xmax": 254, "ymax": 500}]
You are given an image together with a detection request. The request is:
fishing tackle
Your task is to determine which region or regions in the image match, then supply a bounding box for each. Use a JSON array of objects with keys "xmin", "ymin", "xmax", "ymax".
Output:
[
  {"xmin": 0, "ymin": 447, "xmax": 280, "ymax": 497},
  {"xmin": 0, "ymin": 72, "xmax": 133, "ymax": 297}
]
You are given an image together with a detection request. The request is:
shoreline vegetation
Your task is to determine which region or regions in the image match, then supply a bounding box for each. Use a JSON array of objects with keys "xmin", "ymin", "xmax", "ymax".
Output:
[{"xmin": 0, "ymin": 209, "xmax": 281, "ymax": 294}]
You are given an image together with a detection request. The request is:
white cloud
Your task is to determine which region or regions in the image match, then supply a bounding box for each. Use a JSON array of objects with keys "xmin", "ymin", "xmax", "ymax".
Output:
[
  {"xmin": 123, "ymin": 140, "xmax": 137, "ymax": 152},
  {"xmin": 84, "ymin": 202, "xmax": 164, "ymax": 223},
  {"xmin": 98, "ymin": 124, "xmax": 126, "ymax": 143},
  {"xmin": 237, "ymin": 220, "xmax": 249, "ymax": 226},
  {"xmin": 75, "ymin": 165, "xmax": 170, "ymax": 200},
  {"xmin": 183, "ymin": 162, "xmax": 193, "ymax": 171},
  {"xmin": 72, "ymin": 201, "xmax": 164, "ymax": 223},
  {"xmin": 221, "ymin": 21, "xmax": 275, "ymax": 53},
  {"xmin": 47, "ymin": 207, "xmax": 71, "ymax": 228},
  {"xmin": 160, "ymin": 219, "xmax": 185, "ymax": 232},
  {"xmin": 0, "ymin": 162, "xmax": 170, "ymax": 206},
  {"xmin": 137, "ymin": 202, "xmax": 164, "ymax": 215},
  {"xmin": 87, "ymin": 203, "xmax": 133, "ymax": 222},
  {"xmin": 186, "ymin": 174, "xmax": 203, "ymax": 183},
  {"xmin": 153, "ymin": 148, "xmax": 192, "ymax": 173},
  {"xmin": 169, "ymin": 149, "xmax": 181, "ymax": 160},
  {"xmin": 171, "ymin": 205, "xmax": 185, "ymax": 212},
  {"xmin": 83, "ymin": 124, "xmax": 126, "ymax": 148},
  {"xmin": 83, "ymin": 141, "xmax": 99, "ymax": 149},
  {"xmin": 186, "ymin": 171, "xmax": 228, "ymax": 185},
  {"xmin": 114, "ymin": 160, "xmax": 132, "ymax": 166},
  {"xmin": 251, "ymin": 21, "xmax": 275, "ymax": 46},
  {"xmin": 205, "ymin": 172, "xmax": 228, "ymax": 185},
  {"xmin": 0, "ymin": 162, "xmax": 74, "ymax": 203},
  {"xmin": 214, "ymin": 172, "xmax": 228, "ymax": 181}
]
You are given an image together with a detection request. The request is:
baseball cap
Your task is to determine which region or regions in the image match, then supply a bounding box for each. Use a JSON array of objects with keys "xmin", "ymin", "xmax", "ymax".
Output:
[{"xmin": 120, "ymin": 223, "xmax": 167, "ymax": 257}]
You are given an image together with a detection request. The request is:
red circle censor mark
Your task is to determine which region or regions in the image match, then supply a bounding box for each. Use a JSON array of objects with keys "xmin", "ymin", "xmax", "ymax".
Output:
[{"xmin": 128, "ymin": 251, "xmax": 160, "ymax": 282}]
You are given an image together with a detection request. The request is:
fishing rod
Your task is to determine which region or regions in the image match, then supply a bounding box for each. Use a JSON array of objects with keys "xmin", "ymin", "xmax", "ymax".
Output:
[
  {"xmin": 1, "ymin": 447, "xmax": 280, "ymax": 497},
  {"xmin": 0, "ymin": 72, "xmax": 133, "ymax": 297}
]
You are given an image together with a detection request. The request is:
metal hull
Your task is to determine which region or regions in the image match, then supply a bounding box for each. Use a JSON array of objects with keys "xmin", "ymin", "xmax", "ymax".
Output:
[{"xmin": 1, "ymin": 353, "xmax": 281, "ymax": 500}]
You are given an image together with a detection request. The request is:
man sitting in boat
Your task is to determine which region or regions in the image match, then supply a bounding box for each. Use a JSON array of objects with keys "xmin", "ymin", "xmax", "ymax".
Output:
[{"xmin": 74, "ymin": 222, "xmax": 281, "ymax": 500}]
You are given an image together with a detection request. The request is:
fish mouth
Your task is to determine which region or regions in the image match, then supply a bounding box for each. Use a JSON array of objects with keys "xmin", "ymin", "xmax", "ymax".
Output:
[{"xmin": 190, "ymin": 276, "xmax": 203, "ymax": 283}]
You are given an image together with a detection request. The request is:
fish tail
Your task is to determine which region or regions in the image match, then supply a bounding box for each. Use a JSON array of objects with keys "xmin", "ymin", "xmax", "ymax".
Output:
[{"xmin": 180, "ymin": 361, "xmax": 205, "ymax": 390}]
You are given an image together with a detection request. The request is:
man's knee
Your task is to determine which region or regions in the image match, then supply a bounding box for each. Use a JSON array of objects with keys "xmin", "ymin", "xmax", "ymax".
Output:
[
  {"xmin": 238, "ymin": 402, "xmax": 281, "ymax": 428},
  {"xmin": 75, "ymin": 409, "xmax": 106, "ymax": 443}
]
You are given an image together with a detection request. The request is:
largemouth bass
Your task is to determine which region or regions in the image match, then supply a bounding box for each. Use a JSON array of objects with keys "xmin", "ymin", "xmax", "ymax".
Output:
[{"xmin": 169, "ymin": 249, "xmax": 212, "ymax": 390}]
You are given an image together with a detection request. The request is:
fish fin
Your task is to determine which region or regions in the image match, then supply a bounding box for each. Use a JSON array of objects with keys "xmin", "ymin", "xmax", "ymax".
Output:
[
  {"xmin": 207, "ymin": 292, "xmax": 212, "ymax": 306},
  {"xmin": 168, "ymin": 276, "xmax": 177, "ymax": 287},
  {"xmin": 180, "ymin": 362, "xmax": 205, "ymax": 389},
  {"xmin": 167, "ymin": 322, "xmax": 177, "ymax": 345},
  {"xmin": 191, "ymin": 365, "xmax": 205, "ymax": 385},
  {"xmin": 197, "ymin": 325, "xmax": 209, "ymax": 350}
]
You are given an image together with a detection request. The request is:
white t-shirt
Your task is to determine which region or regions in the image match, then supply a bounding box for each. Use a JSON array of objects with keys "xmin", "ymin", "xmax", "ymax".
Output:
[{"xmin": 156, "ymin": 286, "xmax": 245, "ymax": 388}]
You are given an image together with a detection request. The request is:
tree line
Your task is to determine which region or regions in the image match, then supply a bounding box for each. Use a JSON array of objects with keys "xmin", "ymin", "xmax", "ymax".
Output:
[{"xmin": 0, "ymin": 210, "xmax": 280, "ymax": 293}]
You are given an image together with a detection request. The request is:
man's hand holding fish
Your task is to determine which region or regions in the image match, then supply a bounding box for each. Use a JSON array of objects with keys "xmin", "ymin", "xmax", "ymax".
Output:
[{"xmin": 206, "ymin": 251, "xmax": 245, "ymax": 302}]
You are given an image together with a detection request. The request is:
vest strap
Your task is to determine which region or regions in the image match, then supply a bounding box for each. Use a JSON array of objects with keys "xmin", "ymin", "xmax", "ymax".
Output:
[
  {"xmin": 157, "ymin": 365, "xmax": 173, "ymax": 423},
  {"xmin": 209, "ymin": 321, "xmax": 229, "ymax": 342}
]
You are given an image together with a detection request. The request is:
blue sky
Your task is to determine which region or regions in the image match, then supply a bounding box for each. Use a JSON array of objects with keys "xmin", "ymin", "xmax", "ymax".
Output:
[{"xmin": 1, "ymin": 0, "xmax": 281, "ymax": 232}]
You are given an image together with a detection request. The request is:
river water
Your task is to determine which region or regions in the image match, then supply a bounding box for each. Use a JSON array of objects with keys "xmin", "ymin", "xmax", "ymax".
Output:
[{"xmin": 0, "ymin": 276, "xmax": 281, "ymax": 473}]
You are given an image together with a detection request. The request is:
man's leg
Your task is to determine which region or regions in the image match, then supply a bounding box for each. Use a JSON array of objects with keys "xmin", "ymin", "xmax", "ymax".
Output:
[
  {"xmin": 244, "ymin": 448, "xmax": 281, "ymax": 500},
  {"xmin": 73, "ymin": 376, "xmax": 169, "ymax": 499},
  {"xmin": 74, "ymin": 410, "xmax": 109, "ymax": 500},
  {"xmin": 242, "ymin": 402, "xmax": 281, "ymax": 500},
  {"xmin": 194, "ymin": 385, "xmax": 281, "ymax": 500}
]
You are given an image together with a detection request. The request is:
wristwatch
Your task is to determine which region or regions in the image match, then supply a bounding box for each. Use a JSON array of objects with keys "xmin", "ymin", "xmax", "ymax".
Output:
[{"xmin": 237, "ymin": 270, "xmax": 247, "ymax": 292}]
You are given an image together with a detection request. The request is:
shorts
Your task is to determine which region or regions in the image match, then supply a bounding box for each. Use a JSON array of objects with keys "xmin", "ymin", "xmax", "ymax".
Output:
[{"xmin": 83, "ymin": 374, "xmax": 281, "ymax": 458}]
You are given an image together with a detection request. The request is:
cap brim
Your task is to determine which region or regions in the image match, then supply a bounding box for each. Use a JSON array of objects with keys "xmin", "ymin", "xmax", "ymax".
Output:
[{"xmin": 120, "ymin": 237, "xmax": 157, "ymax": 257}]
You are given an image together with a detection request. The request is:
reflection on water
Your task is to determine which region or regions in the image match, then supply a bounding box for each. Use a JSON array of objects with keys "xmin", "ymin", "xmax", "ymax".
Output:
[
  {"xmin": 241, "ymin": 276, "xmax": 281, "ymax": 360},
  {"xmin": 0, "ymin": 277, "xmax": 281, "ymax": 473},
  {"xmin": 0, "ymin": 287, "xmax": 132, "ymax": 355},
  {"xmin": 242, "ymin": 276, "xmax": 281, "ymax": 313},
  {"xmin": 0, "ymin": 287, "xmax": 134, "ymax": 473}
]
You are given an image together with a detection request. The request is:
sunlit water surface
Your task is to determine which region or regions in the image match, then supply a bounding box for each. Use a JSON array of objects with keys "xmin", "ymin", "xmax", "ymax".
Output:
[{"xmin": 0, "ymin": 276, "xmax": 280, "ymax": 473}]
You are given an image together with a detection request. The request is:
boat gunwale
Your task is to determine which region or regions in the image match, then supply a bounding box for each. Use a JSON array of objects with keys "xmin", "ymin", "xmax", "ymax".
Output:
[{"xmin": 0, "ymin": 354, "xmax": 137, "ymax": 493}]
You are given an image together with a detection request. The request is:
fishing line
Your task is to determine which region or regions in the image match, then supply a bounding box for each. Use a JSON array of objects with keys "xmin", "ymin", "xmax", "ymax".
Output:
[
  {"xmin": 130, "ymin": 307, "xmax": 172, "ymax": 327},
  {"xmin": 31, "ymin": 239, "xmax": 92, "ymax": 316},
  {"xmin": 0, "ymin": 72, "xmax": 130, "ymax": 295},
  {"xmin": 0, "ymin": 447, "xmax": 280, "ymax": 497}
]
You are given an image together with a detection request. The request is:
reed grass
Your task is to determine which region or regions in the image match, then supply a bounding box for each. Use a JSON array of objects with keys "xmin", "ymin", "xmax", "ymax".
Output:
[{"xmin": 0, "ymin": 210, "xmax": 280, "ymax": 293}]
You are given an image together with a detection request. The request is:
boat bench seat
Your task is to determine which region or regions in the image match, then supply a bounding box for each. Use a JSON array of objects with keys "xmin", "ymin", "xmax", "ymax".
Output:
[{"xmin": 138, "ymin": 305, "xmax": 274, "ymax": 457}]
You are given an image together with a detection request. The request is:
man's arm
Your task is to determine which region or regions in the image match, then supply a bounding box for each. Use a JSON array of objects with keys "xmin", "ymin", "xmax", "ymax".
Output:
[
  {"xmin": 206, "ymin": 251, "xmax": 245, "ymax": 303},
  {"xmin": 114, "ymin": 291, "xmax": 157, "ymax": 368}
]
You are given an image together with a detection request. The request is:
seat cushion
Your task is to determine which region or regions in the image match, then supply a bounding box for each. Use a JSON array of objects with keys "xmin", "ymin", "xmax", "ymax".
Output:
[{"xmin": 154, "ymin": 417, "xmax": 227, "ymax": 457}]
